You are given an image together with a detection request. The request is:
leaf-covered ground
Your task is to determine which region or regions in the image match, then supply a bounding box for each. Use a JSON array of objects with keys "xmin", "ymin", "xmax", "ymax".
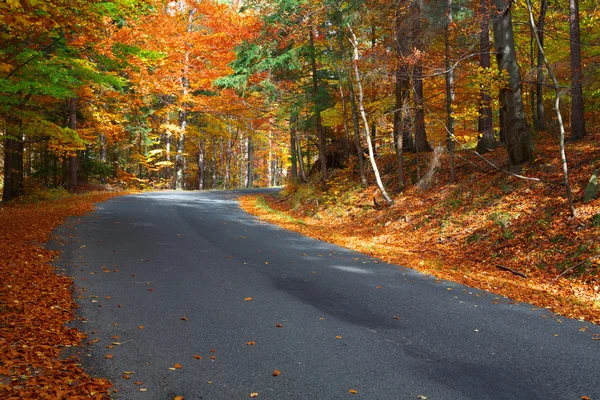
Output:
[
  {"xmin": 0, "ymin": 191, "xmax": 123, "ymax": 399},
  {"xmin": 240, "ymin": 133, "xmax": 600, "ymax": 325}
]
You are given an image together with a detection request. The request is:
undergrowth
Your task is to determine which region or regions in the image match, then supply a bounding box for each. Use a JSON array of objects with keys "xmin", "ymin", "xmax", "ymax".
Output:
[{"xmin": 241, "ymin": 132, "xmax": 600, "ymax": 324}]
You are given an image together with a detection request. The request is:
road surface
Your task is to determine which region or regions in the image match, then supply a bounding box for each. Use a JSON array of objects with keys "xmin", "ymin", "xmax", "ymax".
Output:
[{"xmin": 51, "ymin": 190, "xmax": 600, "ymax": 399}]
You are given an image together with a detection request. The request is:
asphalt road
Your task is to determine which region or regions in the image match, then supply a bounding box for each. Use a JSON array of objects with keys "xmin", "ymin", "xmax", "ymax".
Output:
[{"xmin": 51, "ymin": 190, "xmax": 600, "ymax": 399}]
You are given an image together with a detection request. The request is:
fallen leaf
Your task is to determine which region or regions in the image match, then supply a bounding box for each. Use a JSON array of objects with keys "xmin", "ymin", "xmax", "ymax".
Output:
[
  {"xmin": 349, "ymin": 389, "xmax": 357, "ymax": 394},
  {"xmin": 105, "ymin": 354, "xmax": 114, "ymax": 359},
  {"xmin": 393, "ymin": 316, "xmax": 401, "ymax": 320},
  {"xmin": 250, "ymin": 393, "xmax": 258, "ymax": 398},
  {"xmin": 210, "ymin": 349, "xmax": 216, "ymax": 353},
  {"xmin": 140, "ymin": 388, "xmax": 147, "ymax": 392},
  {"xmin": 194, "ymin": 355, "xmax": 202, "ymax": 360},
  {"xmin": 276, "ymin": 323, "xmax": 283, "ymax": 328},
  {"xmin": 207, "ymin": 381, "xmax": 213, "ymax": 384},
  {"xmin": 272, "ymin": 370, "xmax": 281, "ymax": 377},
  {"xmin": 335, "ymin": 335, "xmax": 342, "ymax": 339},
  {"xmin": 376, "ymin": 285, "xmax": 382, "ymax": 289},
  {"xmin": 246, "ymin": 341, "xmax": 256, "ymax": 346},
  {"xmin": 123, "ymin": 375, "xmax": 130, "ymax": 380},
  {"xmin": 138, "ymin": 325, "xmax": 144, "ymax": 330},
  {"xmin": 134, "ymin": 381, "xmax": 143, "ymax": 385},
  {"xmin": 174, "ymin": 396, "xmax": 184, "ymax": 400},
  {"xmin": 181, "ymin": 317, "xmax": 189, "ymax": 321},
  {"xmin": 244, "ymin": 297, "xmax": 253, "ymax": 301},
  {"xmin": 148, "ymin": 288, "xmax": 154, "ymax": 292},
  {"xmin": 174, "ymin": 363, "xmax": 182, "ymax": 369}
]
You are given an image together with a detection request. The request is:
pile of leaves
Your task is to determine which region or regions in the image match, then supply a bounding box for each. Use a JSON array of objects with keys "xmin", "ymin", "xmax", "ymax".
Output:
[
  {"xmin": 0, "ymin": 191, "xmax": 122, "ymax": 399},
  {"xmin": 240, "ymin": 132, "xmax": 600, "ymax": 324}
]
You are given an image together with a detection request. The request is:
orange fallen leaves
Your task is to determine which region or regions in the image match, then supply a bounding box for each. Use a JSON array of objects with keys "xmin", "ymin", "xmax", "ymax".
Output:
[
  {"xmin": 246, "ymin": 341, "xmax": 256, "ymax": 346},
  {"xmin": 272, "ymin": 370, "xmax": 281, "ymax": 377},
  {"xmin": 194, "ymin": 354, "xmax": 202, "ymax": 359},
  {"xmin": 275, "ymin": 323, "xmax": 283, "ymax": 328},
  {"xmin": 244, "ymin": 297, "xmax": 253, "ymax": 301},
  {"xmin": 250, "ymin": 393, "xmax": 259, "ymax": 398},
  {"xmin": 174, "ymin": 363, "xmax": 183, "ymax": 369},
  {"xmin": 0, "ymin": 191, "xmax": 121, "ymax": 398},
  {"xmin": 349, "ymin": 389, "xmax": 358, "ymax": 394},
  {"xmin": 105, "ymin": 354, "xmax": 114, "ymax": 359},
  {"xmin": 174, "ymin": 396, "xmax": 185, "ymax": 400}
]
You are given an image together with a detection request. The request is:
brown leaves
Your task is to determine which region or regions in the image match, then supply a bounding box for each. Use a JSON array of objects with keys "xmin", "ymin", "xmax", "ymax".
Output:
[
  {"xmin": 244, "ymin": 297, "xmax": 253, "ymax": 301},
  {"xmin": 272, "ymin": 370, "xmax": 281, "ymax": 377},
  {"xmin": 275, "ymin": 323, "xmax": 283, "ymax": 328},
  {"xmin": 105, "ymin": 354, "xmax": 114, "ymax": 359},
  {"xmin": 194, "ymin": 354, "xmax": 202, "ymax": 360}
]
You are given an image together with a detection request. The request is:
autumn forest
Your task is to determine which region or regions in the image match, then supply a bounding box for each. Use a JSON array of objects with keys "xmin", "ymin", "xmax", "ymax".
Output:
[{"xmin": 2, "ymin": 0, "xmax": 600, "ymax": 397}]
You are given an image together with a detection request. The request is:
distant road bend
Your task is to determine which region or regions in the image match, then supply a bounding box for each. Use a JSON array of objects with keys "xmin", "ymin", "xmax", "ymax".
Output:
[{"xmin": 51, "ymin": 190, "xmax": 600, "ymax": 399}]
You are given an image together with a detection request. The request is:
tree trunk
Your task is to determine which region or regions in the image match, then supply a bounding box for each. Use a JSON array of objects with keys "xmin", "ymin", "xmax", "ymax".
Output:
[
  {"xmin": 534, "ymin": 0, "xmax": 548, "ymax": 131},
  {"xmin": 198, "ymin": 138, "xmax": 204, "ymax": 190},
  {"xmin": 290, "ymin": 115, "xmax": 298, "ymax": 179},
  {"xmin": 68, "ymin": 98, "xmax": 78, "ymax": 192},
  {"xmin": 476, "ymin": 0, "xmax": 496, "ymax": 153},
  {"xmin": 394, "ymin": 1, "xmax": 411, "ymax": 189},
  {"xmin": 492, "ymin": 0, "xmax": 533, "ymax": 166},
  {"xmin": 2, "ymin": 131, "xmax": 23, "ymax": 202},
  {"xmin": 445, "ymin": 0, "xmax": 455, "ymax": 182},
  {"xmin": 309, "ymin": 25, "xmax": 328, "ymax": 181},
  {"xmin": 349, "ymin": 26, "xmax": 393, "ymax": 205},
  {"xmin": 348, "ymin": 83, "xmax": 368, "ymax": 186},
  {"xmin": 569, "ymin": 0, "xmax": 586, "ymax": 140},
  {"xmin": 247, "ymin": 135, "xmax": 253, "ymax": 188},
  {"xmin": 412, "ymin": 1, "xmax": 432, "ymax": 154}
]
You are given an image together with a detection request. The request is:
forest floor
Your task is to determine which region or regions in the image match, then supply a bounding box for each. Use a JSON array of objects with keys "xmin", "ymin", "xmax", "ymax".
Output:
[
  {"xmin": 0, "ymin": 187, "xmax": 124, "ymax": 399},
  {"xmin": 240, "ymin": 132, "xmax": 600, "ymax": 325}
]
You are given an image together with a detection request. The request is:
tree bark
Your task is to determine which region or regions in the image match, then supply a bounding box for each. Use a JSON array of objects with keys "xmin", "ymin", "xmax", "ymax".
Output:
[
  {"xmin": 198, "ymin": 138, "xmax": 205, "ymax": 190},
  {"xmin": 68, "ymin": 98, "xmax": 78, "ymax": 192},
  {"xmin": 412, "ymin": 1, "xmax": 432, "ymax": 154},
  {"xmin": 309, "ymin": 25, "xmax": 328, "ymax": 181},
  {"xmin": 476, "ymin": 0, "xmax": 496, "ymax": 153},
  {"xmin": 2, "ymin": 124, "xmax": 23, "ymax": 202},
  {"xmin": 393, "ymin": 1, "xmax": 411, "ymax": 188},
  {"xmin": 534, "ymin": 0, "xmax": 548, "ymax": 131},
  {"xmin": 290, "ymin": 115, "xmax": 298, "ymax": 179},
  {"xmin": 348, "ymin": 82, "xmax": 368, "ymax": 186},
  {"xmin": 247, "ymin": 135, "xmax": 253, "ymax": 188},
  {"xmin": 445, "ymin": 0, "xmax": 456, "ymax": 182},
  {"xmin": 569, "ymin": 0, "xmax": 586, "ymax": 140},
  {"xmin": 491, "ymin": 0, "xmax": 533, "ymax": 166}
]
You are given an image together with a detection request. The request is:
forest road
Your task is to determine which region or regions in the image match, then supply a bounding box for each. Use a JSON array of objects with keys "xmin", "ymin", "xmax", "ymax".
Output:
[{"xmin": 50, "ymin": 190, "xmax": 600, "ymax": 400}]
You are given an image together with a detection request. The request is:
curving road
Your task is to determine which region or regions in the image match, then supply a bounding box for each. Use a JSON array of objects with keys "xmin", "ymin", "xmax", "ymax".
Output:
[{"xmin": 51, "ymin": 190, "xmax": 600, "ymax": 399}]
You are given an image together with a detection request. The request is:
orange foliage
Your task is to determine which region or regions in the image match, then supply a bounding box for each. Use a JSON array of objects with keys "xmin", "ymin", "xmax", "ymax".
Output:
[{"xmin": 0, "ymin": 191, "xmax": 123, "ymax": 398}]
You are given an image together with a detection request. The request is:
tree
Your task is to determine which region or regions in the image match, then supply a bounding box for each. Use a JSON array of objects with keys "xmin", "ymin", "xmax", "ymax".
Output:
[
  {"xmin": 491, "ymin": 0, "xmax": 533, "ymax": 166},
  {"xmin": 569, "ymin": 0, "xmax": 586, "ymax": 140}
]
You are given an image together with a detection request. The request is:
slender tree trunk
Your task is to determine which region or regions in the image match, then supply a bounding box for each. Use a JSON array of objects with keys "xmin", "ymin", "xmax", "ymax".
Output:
[
  {"xmin": 176, "ymin": 8, "xmax": 195, "ymax": 190},
  {"xmin": 309, "ymin": 25, "xmax": 328, "ymax": 181},
  {"xmin": 412, "ymin": 1, "xmax": 432, "ymax": 154},
  {"xmin": 290, "ymin": 115, "xmax": 298, "ymax": 179},
  {"xmin": 477, "ymin": 0, "xmax": 496, "ymax": 152},
  {"xmin": 295, "ymin": 131, "xmax": 307, "ymax": 183},
  {"xmin": 247, "ymin": 135, "xmax": 253, "ymax": 188},
  {"xmin": 68, "ymin": 98, "xmax": 78, "ymax": 192},
  {"xmin": 349, "ymin": 26, "xmax": 393, "ymax": 204},
  {"xmin": 526, "ymin": 0, "xmax": 576, "ymax": 217},
  {"xmin": 569, "ymin": 0, "xmax": 586, "ymax": 140},
  {"xmin": 393, "ymin": 1, "xmax": 411, "ymax": 189},
  {"xmin": 198, "ymin": 138, "xmax": 204, "ymax": 190},
  {"xmin": 2, "ymin": 118, "xmax": 24, "ymax": 202},
  {"xmin": 348, "ymin": 83, "xmax": 368, "ymax": 186},
  {"xmin": 212, "ymin": 138, "xmax": 217, "ymax": 189},
  {"xmin": 492, "ymin": 0, "xmax": 533, "ymax": 166},
  {"xmin": 535, "ymin": 0, "xmax": 548, "ymax": 130},
  {"xmin": 445, "ymin": 0, "xmax": 456, "ymax": 182}
]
